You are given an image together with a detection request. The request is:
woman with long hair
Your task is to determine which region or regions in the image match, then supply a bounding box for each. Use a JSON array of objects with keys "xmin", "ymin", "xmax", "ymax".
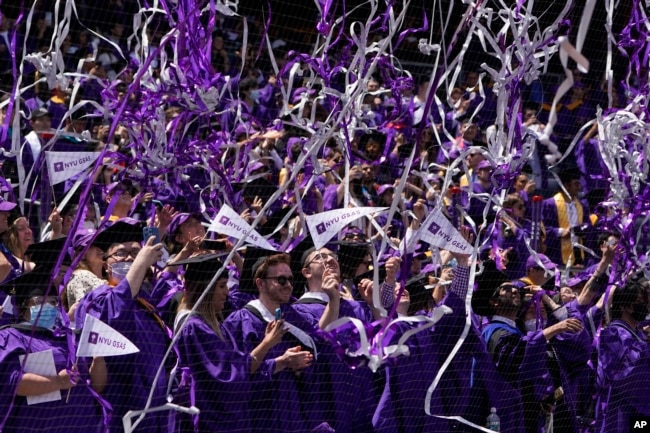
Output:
[
  {"xmin": 174, "ymin": 256, "xmax": 310, "ymax": 433},
  {"xmin": 65, "ymin": 229, "xmax": 108, "ymax": 316},
  {"xmin": 1, "ymin": 214, "xmax": 35, "ymax": 278}
]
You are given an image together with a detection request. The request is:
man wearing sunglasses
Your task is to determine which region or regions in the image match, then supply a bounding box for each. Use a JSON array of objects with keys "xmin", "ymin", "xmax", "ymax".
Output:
[{"xmin": 223, "ymin": 253, "xmax": 322, "ymax": 433}]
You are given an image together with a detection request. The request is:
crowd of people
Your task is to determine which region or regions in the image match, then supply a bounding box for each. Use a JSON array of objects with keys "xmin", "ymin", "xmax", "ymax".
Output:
[{"xmin": 0, "ymin": 2, "xmax": 649, "ymax": 433}]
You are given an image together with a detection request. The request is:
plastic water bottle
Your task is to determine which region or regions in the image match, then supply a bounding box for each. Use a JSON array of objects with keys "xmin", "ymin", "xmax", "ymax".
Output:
[{"xmin": 486, "ymin": 407, "xmax": 500, "ymax": 431}]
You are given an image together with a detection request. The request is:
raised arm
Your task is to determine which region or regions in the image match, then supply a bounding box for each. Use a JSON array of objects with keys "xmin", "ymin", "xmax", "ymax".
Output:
[
  {"xmin": 577, "ymin": 240, "xmax": 615, "ymax": 306},
  {"xmin": 126, "ymin": 236, "xmax": 164, "ymax": 298}
]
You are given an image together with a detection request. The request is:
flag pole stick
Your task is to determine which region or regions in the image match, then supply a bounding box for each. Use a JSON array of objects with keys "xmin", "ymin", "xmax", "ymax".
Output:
[{"xmin": 65, "ymin": 356, "xmax": 79, "ymax": 403}]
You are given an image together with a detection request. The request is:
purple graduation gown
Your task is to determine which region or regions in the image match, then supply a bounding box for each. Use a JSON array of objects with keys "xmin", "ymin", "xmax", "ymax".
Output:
[
  {"xmin": 482, "ymin": 316, "xmax": 554, "ymax": 433},
  {"xmin": 174, "ymin": 314, "xmax": 252, "ymax": 433},
  {"xmin": 0, "ymin": 325, "xmax": 102, "ymax": 432},
  {"xmin": 541, "ymin": 196, "xmax": 590, "ymax": 266},
  {"xmin": 292, "ymin": 294, "xmax": 376, "ymax": 433},
  {"xmin": 546, "ymin": 300, "xmax": 598, "ymax": 431},
  {"xmin": 222, "ymin": 303, "xmax": 327, "ymax": 433},
  {"xmin": 595, "ymin": 320, "xmax": 650, "ymax": 433},
  {"xmin": 75, "ymin": 279, "xmax": 173, "ymax": 433},
  {"xmin": 495, "ymin": 219, "xmax": 534, "ymax": 280},
  {"xmin": 374, "ymin": 266, "xmax": 525, "ymax": 433}
]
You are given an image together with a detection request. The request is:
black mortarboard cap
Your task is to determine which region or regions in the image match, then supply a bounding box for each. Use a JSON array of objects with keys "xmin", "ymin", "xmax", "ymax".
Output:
[
  {"xmin": 239, "ymin": 247, "xmax": 274, "ymax": 295},
  {"xmin": 288, "ymin": 235, "xmax": 315, "ymax": 289},
  {"xmin": 0, "ymin": 266, "xmax": 56, "ymax": 308},
  {"xmin": 352, "ymin": 266, "xmax": 387, "ymax": 288},
  {"xmin": 173, "ymin": 253, "xmax": 226, "ymax": 283},
  {"xmin": 242, "ymin": 177, "xmax": 276, "ymax": 203},
  {"xmin": 24, "ymin": 237, "xmax": 72, "ymax": 267},
  {"xmin": 93, "ymin": 218, "xmax": 145, "ymax": 251},
  {"xmin": 556, "ymin": 164, "xmax": 582, "ymax": 185},
  {"xmin": 259, "ymin": 206, "xmax": 295, "ymax": 237},
  {"xmin": 404, "ymin": 273, "xmax": 430, "ymax": 315},
  {"xmin": 337, "ymin": 241, "xmax": 372, "ymax": 279},
  {"xmin": 471, "ymin": 259, "xmax": 509, "ymax": 317}
]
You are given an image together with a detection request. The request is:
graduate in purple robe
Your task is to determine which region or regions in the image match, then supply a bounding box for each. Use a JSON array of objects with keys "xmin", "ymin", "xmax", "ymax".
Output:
[
  {"xmin": 595, "ymin": 276, "xmax": 650, "ymax": 433},
  {"xmin": 222, "ymin": 253, "xmax": 322, "ymax": 433},
  {"xmin": 541, "ymin": 169, "xmax": 591, "ymax": 267},
  {"xmin": 467, "ymin": 160, "xmax": 496, "ymax": 229},
  {"xmin": 480, "ymin": 273, "xmax": 585, "ymax": 433},
  {"xmin": 172, "ymin": 254, "xmax": 293, "ymax": 433},
  {"xmin": 0, "ymin": 267, "xmax": 103, "ymax": 433},
  {"xmin": 292, "ymin": 245, "xmax": 381, "ymax": 433},
  {"xmin": 74, "ymin": 236, "xmax": 171, "ymax": 433},
  {"xmin": 0, "ymin": 195, "xmax": 22, "ymax": 284},
  {"xmin": 374, "ymin": 229, "xmax": 525, "ymax": 433},
  {"xmin": 543, "ymin": 239, "xmax": 615, "ymax": 431},
  {"xmin": 495, "ymin": 194, "xmax": 535, "ymax": 280}
]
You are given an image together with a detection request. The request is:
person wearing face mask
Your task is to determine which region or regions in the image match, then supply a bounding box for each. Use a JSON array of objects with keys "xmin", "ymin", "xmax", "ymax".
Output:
[
  {"xmin": 74, "ymin": 232, "xmax": 169, "ymax": 433},
  {"xmin": 234, "ymin": 77, "xmax": 275, "ymax": 127},
  {"xmin": 595, "ymin": 277, "xmax": 650, "ymax": 433},
  {"xmin": 0, "ymin": 267, "xmax": 104, "ymax": 432}
]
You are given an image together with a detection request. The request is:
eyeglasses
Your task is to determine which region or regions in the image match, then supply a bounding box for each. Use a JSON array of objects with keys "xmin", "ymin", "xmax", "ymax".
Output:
[
  {"xmin": 107, "ymin": 249, "xmax": 141, "ymax": 260},
  {"xmin": 343, "ymin": 232, "xmax": 367, "ymax": 241},
  {"xmin": 305, "ymin": 252, "xmax": 338, "ymax": 267},
  {"xmin": 264, "ymin": 275, "xmax": 294, "ymax": 286},
  {"xmin": 32, "ymin": 296, "xmax": 59, "ymax": 307}
]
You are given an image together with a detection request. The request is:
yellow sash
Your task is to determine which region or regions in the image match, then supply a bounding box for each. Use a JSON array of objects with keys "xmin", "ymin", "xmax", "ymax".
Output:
[{"xmin": 553, "ymin": 193, "xmax": 584, "ymax": 265}]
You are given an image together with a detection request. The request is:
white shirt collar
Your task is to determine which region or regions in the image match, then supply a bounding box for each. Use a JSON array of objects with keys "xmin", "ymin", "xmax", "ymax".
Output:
[{"xmin": 299, "ymin": 291, "xmax": 330, "ymax": 302}]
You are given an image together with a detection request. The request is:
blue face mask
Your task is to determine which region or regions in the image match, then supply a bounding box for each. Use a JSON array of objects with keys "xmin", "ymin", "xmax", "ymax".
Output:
[
  {"xmin": 29, "ymin": 303, "xmax": 58, "ymax": 329},
  {"xmin": 249, "ymin": 89, "xmax": 260, "ymax": 103}
]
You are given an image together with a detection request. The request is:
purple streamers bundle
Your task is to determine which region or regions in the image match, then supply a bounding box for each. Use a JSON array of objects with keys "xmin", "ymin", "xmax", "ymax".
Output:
[{"xmin": 2, "ymin": 1, "xmax": 650, "ymax": 430}]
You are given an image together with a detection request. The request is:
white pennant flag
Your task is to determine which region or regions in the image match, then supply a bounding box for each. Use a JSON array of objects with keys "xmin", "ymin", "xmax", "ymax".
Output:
[
  {"xmin": 1, "ymin": 294, "xmax": 14, "ymax": 316},
  {"xmin": 306, "ymin": 207, "xmax": 388, "ymax": 249},
  {"xmin": 208, "ymin": 204, "xmax": 276, "ymax": 250},
  {"xmin": 45, "ymin": 151, "xmax": 102, "ymax": 186},
  {"xmin": 410, "ymin": 207, "xmax": 472, "ymax": 254},
  {"xmin": 77, "ymin": 314, "xmax": 140, "ymax": 358}
]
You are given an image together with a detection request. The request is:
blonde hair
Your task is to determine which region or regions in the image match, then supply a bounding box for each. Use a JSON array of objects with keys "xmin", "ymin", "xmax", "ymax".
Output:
[{"xmin": 2, "ymin": 217, "xmax": 29, "ymax": 259}]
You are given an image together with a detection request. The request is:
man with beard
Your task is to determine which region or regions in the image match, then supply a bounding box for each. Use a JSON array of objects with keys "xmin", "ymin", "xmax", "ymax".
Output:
[
  {"xmin": 222, "ymin": 253, "xmax": 325, "ymax": 433},
  {"xmin": 481, "ymin": 281, "xmax": 583, "ymax": 433}
]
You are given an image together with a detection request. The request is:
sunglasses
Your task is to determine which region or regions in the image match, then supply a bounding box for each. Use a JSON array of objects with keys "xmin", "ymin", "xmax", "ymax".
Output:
[
  {"xmin": 264, "ymin": 275, "xmax": 294, "ymax": 286},
  {"xmin": 343, "ymin": 232, "xmax": 367, "ymax": 241}
]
